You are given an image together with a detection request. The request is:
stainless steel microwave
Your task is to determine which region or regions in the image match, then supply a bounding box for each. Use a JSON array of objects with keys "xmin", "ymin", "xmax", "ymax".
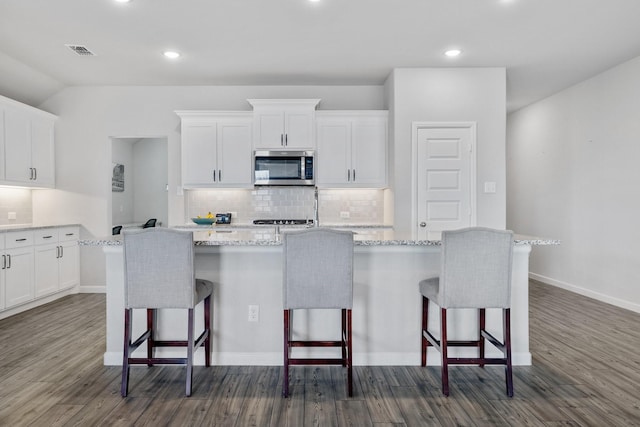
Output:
[{"xmin": 254, "ymin": 150, "xmax": 315, "ymax": 186}]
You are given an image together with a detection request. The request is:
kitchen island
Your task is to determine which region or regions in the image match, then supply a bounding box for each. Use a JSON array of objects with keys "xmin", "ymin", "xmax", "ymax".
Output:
[{"xmin": 83, "ymin": 227, "xmax": 558, "ymax": 367}]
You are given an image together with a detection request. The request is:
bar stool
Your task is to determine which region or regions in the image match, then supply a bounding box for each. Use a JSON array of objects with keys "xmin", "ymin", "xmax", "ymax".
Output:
[
  {"xmin": 142, "ymin": 218, "xmax": 157, "ymax": 228},
  {"xmin": 420, "ymin": 227, "xmax": 514, "ymax": 397},
  {"xmin": 282, "ymin": 228, "xmax": 354, "ymax": 398},
  {"xmin": 121, "ymin": 228, "xmax": 213, "ymax": 397}
]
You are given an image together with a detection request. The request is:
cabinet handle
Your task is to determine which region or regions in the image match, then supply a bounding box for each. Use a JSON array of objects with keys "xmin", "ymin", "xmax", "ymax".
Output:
[
  {"xmin": 43, "ymin": 235, "xmax": 53, "ymax": 239},
  {"xmin": 61, "ymin": 246, "xmax": 64, "ymax": 258},
  {"xmin": 285, "ymin": 134, "xmax": 288, "ymax": 146},
  {"xmin": 2, "ymin": 254, "xmax": 5, "ymax": 269},
  {"xmin": 212, "ymin": 170, "xmax": 216, "ymax": 182},
  {"xmin": 347, "ymin": 169, "xmax": 351, "ymax": 181},
  {"xmin": 16, "ymin": 238, "xmax": 27, "ymax": 242},
  {"xmin": 29, "ymin": 167, "xmax": 34, "ymax": 180},
  {"xmin": 218, "ymin": 170, "xmax": 222, "ymax": 182},
  {"xmin": 7, "ymin": 254, "xmax": 10, "ymax": 269},
  {"xmin": 65, "ymin": 233, "xmax": 75, "ymax": 236},
  {"xmin": 280, "ymin": 134, "xmax": 284, "ymax": 146},
  {"xmin": 34, "ymin": 167, "xmax": 37, "ymax": 180},
  {"xmin": 353, "ymin": 169, "xmax": 356, "ymax": 181}
]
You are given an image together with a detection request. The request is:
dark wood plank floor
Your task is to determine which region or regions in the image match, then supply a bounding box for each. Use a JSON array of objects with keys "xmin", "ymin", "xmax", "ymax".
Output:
[{"xmin": 1, "ymin": 280, "xmax": 639, "ymax": 426}]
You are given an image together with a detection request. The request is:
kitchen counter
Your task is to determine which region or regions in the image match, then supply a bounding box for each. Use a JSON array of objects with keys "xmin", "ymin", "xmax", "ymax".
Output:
[
  {"xmin": 0, "ymin": 223, "xmax": 81, "ymax": 233},
  {"xmin": 97, "ymin": 226, "xmax": 556, "ymax": 368}
]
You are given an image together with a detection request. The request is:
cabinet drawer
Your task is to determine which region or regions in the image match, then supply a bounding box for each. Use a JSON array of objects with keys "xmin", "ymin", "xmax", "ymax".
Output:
[
  {"xmin": 5, "ymin": 231, "xmax": 34, "ymax": 248},
  {"xmin": 59, "ymin": 226, "xmax": 79, "ymax": 242},
  {"xmin": 34, "ymin": 228, "xmax": 59, "ymax": 245}
]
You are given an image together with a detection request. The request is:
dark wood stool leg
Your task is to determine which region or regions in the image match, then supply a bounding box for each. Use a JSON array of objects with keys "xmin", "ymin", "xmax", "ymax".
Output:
[
  {"xmin": 121, "ymin": 309, "xmax": 132, "ymax": 397},
  {"xmin": 341, "ymin": 309, "xmax": 347, "ymax": 367},
  {"xmin": 504, "ymin": 308, "xmax": 514, "ymax": 397},
  {"xmin": 347, "ymin": 309, "xmax": 353, "ymax": 397},
  {"xmin": 186, "ymin": 308, "xmax": 195, "ymax": 397},
  {"xmin": 479, "ymin": 308, "xmax": 486, "ymax": 367},
  {"xmin": 440, "ymin": 308, "xmax": 449, "ymax": 396},
  {"xmin": 204, "ymin": 295, "xmax": 212, "ymax": 367},
  {"xmin": 421, "ymin": 296, "xmax": 429, "ymax": 367},
  {"xmin": 283, "ymin": 309, "xmax": 290, "ymax": 398},
  {"xmin": 147, "ymin": 308, "xmax": 155, "ymax": 366}
]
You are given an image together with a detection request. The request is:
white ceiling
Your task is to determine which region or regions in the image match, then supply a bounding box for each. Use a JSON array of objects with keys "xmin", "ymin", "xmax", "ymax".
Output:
[{"xmin": 2, "ymin": 0, "xmax": 640, "ymax": 112}]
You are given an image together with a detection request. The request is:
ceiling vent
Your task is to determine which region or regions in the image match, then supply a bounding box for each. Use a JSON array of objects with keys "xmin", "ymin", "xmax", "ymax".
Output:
[{"xmin": 65, "ymin": 44, "xmax": 96, "ymax": 56}]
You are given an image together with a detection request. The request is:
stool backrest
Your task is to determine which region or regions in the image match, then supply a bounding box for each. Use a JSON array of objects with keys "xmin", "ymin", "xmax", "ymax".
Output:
[
  {"xmin": 440, "ymin": 227, "xmax": 514, "ymax": 309},
  {"xmin": 143, "ymin": 218, "xmax": 157, "ymax": 228},
  {"xmin": 283, "ymin": 228, "xmax": 354, "ymax": 310},
  {"xmin": 123, "ymin": 228, "xmax": 196, "ymax": 309}
]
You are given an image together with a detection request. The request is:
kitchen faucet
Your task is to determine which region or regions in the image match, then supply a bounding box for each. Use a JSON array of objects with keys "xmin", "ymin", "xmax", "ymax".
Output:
[{"xmin": 313, "ymin": 186, "xmax": 319, "ymax": 227}]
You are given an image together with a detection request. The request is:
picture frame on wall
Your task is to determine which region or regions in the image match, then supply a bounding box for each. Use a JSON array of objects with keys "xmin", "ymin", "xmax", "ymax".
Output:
[{"xmin": 112, "ymin": 163, "xmax": 124, "ymax": 192}]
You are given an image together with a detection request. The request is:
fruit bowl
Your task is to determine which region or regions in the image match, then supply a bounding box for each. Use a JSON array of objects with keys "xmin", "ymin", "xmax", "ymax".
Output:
[{"xmin": 192, "ymin": 218, "xmax": 216, "ymax": 225}]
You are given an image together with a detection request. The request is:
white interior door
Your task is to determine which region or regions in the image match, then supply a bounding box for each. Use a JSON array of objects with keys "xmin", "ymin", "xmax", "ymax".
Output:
[{"xmin": 415, "ymin": 123, "xmax": 476, "ymax": 238}]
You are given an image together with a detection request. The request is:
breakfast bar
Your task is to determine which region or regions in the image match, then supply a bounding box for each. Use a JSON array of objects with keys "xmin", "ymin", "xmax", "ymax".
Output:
[{"xmin": 86, "ymin": 227, "xmax": 558, "ymax": 367}]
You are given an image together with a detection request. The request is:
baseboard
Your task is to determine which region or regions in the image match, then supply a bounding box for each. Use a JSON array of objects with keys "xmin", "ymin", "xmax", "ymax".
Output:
[
  {"xmin": 103, "ymin": 350, "xmax": 532, "ymax": 367},
  {"xmin": 530, "ymin": 272, "xmax": 640, "ymax": 314},
  {"xmin": 79, "ymin": 285, "xmax": 106, "ymax": 293}
]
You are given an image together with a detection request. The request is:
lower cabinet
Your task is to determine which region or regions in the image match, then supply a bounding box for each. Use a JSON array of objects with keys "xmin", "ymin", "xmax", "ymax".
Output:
[{"xmin": 2, "ymin": 226, "xmax": 79, "ymax": 314}]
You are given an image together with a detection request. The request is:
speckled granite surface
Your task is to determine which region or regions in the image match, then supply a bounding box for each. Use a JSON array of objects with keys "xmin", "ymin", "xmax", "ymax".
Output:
[
  {"xmin": 80, "ymin": 226, "xmax": 560, "ymax": 247},
  {"xmin": 0, "ymin": 224, "xmax": 80, "ymax": 233}
]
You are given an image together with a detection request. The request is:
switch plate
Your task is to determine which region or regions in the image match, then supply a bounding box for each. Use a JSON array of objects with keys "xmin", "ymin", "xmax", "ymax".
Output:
[
  {"xmin": 484, "ymin": 182, "xmax": 497, "ymax": 193},
  {"xmin": 340, "ymin": 211, "xmax": 350, "ymax": 219},
  {"xmin": 248, "ymin": 305, "xmax": 259, "ymax": 322},
  {"xmin": 8, "ymin": 212, "xmax": 16, "ymax": 220}
]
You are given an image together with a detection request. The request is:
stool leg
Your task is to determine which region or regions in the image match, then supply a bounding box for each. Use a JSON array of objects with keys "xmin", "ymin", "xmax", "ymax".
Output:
[
  {"xmin": 479, "ymin": 308, "xmax": 486, "ymax": 368},
  {"xmin": 504, "ymin": 308, "xmax": 514, "ymax": 397},
  {"xmin": 283, "ymin": 309, "xmax": 290, "ymax": 398},
  {"xmin": 121, "ymin": 309, "xmax": 132, "ymax": 397},
  {"xmin": 440, "ymin": 308, "xmax": 449, "ymax": 396},
  {"xmin": 186, "ymin": 308, "xmax": 195, "ymax": 397},
  {"xmin": 421, "ymin": 296, "xmax": 429, "ymax": 367},
  {"xmin": 204, "ymin": 295, "xmax": 212, "ymax": 367},
  {"xmin": 347, "ymin": 309, "xmax": 353, "ymax": 397},
  {"xmin": 341, "ymin": 309, "xmax": 347, "ymax": 367},
  {"xmin": 147, "ymin": 308, "xmax": 155, "ymax": 366}
]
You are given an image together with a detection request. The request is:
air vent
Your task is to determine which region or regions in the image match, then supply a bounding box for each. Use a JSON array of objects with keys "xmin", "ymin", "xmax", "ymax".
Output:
[{"xmin": 65, "ymin": 44, "xmax": 96, "ymax": 56}]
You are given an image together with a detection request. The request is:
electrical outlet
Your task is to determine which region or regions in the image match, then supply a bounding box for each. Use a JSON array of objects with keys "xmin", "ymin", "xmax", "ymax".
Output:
[
  {"xmin": 340, "ymin": 211, "xmax": 350, "ymax": 219},
  {"xmin": 229, "ymin": 211, "xmax": 237, "ymax": 219},
  {"xmin": 8, "ymin": 212, "xmax": 17, "ymax": 220},
  {"xmin": 248, "ymin": 305, "xmax": 259, "ymax": 322}
]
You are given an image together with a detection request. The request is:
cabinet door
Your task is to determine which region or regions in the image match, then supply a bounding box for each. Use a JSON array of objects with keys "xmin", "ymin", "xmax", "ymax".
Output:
[
  {"xmin": 351, "ymin": 118, "xmax": 387, "ymax": 187},
  {"xmin": 316, "ymin": 119, "xmax": 351, "ymax": 186},
  {"xmin": 0, "ymin": 108, "xmax": 5, "ymax": 181},
  {"xmin": 34, "ymin": 243, "xmax": 59, "ymax": 297},
  {"xmin": 217, "ymin": 122, "xmax": 252, "ymax": 187},
  {"xmin": 182, "ymin": 122, "xmax": 218, "ymax": 186},
  {"xmin": 253, "ymin": 111, "xmax": 285, "ymax": 149},
  {"xmin": 4, "ymin": 107, "xmax": 32, "ymax": 183},
  {"xmin": 30, "ymin": 116, "xmax": 55, "ymax": 187},
  {"xmin": 5, "ymin": 247, "xmax": 35, "ymax": 308},
  {"xmin": 284, "ymin": 110, "xmax": 314, "ymax": 149},
  {"xmin": 58, "ymin": 241, "xmax": 79, "ymax": 290}
]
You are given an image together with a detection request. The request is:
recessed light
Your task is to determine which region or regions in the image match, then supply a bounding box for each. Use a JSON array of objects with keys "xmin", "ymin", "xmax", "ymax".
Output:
[
  {"xmin": 163, "ymin": 51, "xmax": 180, "ymax": 59},
  {"xmin": 114, "ymin": 0, "xmax": 131, "ymax": 3},
  {"xmin": 444, "ymin": 49, "xmax": 462, "ymax": 57}
]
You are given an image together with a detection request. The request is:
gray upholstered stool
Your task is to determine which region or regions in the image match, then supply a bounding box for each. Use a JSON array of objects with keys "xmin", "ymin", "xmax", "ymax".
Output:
[
  {"xmin": 420, "ymin": 227, "xmax": 514, "ymax": 397},
  {"xmin": 121, "ymin": 228, "xmax": 213, "ymax": 397},
  {"xmin": 282, "ymin": 228, "xmax": 354, "ymax": 398}
]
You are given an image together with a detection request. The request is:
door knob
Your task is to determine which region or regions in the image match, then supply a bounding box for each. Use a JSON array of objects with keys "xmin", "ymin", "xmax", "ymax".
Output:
[{"xmin": 419, "ymin": 222, "xmax": 427, "ymax": 228}]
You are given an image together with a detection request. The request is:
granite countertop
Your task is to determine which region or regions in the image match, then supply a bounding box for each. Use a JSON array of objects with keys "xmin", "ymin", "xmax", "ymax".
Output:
[
  {"xmin": 80, "ymin": 225, "xmax": 560, "ymax": 247},
  {"xmin": 0, "ymin": 224, "xmax": 80, "ymax": 233}
]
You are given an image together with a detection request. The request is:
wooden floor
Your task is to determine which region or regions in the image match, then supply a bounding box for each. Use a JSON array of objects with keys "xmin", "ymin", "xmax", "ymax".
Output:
[{"xmin": 1, "ymin": 281, "xmax": 639, "ymax": 426}]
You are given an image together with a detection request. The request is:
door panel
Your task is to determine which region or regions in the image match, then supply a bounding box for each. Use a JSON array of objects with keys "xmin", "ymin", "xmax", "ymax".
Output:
[{"xmin": 416, "ymin": 125, "xmax": 475, "ymax": 238}]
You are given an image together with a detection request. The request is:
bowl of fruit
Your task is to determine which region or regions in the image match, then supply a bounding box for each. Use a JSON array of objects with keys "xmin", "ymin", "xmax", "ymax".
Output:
[{"xmin": 192, "ymin": 213, "xmax": 216, "ymax": 225}]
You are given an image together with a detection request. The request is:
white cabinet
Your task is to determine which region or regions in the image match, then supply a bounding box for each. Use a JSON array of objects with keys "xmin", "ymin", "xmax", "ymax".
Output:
[
  {"xmin": 316, "ymin": 111, "xmax": 388, "ymax": 188},
  {"xmin": 3, "ymin": 231, "xmax": 35, "ymax": 309},
  {"xmin": 248, "ymin": 99, "xmax": 320, "ymax": 150},
  {"xmin": 177, "ymin": 112, "xmax": 253, "ymax": 188},
  {"xmin": 0, "ymin": 235, "xmax": 4, "ymax": 310},
  {"xmin": 0, "ymin": 95, "xmax": 56, "ymax": 188},
  {"xmin": 34, "ymin": 227, "xmax": 79, "ymax": 298}
]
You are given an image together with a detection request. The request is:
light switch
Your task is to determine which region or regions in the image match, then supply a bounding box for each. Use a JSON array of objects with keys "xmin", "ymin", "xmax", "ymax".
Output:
[{"xmin": 484, "ymin": 182, "xmax": 497, "ymax": 193}]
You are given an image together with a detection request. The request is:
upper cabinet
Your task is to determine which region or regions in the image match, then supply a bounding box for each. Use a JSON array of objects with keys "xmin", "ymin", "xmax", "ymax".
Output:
[
  {"xmin": 316, "ymin": 111, "xmax": 388, "ymax": 188},
  {"xmin": 0, "ymin": 95, "xmax": 56, "ymax": 188},
  {"xmin": 248, "ymin": 99, "xmax": 320, "ymax": 150},
  {"xmin": 177, "ymin": 111, "xmax": 253, "ymax": 189}
]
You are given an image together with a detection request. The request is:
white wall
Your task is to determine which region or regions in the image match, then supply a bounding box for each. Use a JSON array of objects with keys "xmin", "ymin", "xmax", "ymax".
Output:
[
  {"xmin": 36, "ymin": 85, "xmax": 385, "ymax": 288},
  {"xmin": 507, "ymin": 55, "xmax": 640, "ymax": 312},
  {"xmin": 133, "ymin": 137, "xmax": 168, "ymax": 226},
  {"xmin": 387, "ymin": 68, "xmax": 507, "ymax": 234}
]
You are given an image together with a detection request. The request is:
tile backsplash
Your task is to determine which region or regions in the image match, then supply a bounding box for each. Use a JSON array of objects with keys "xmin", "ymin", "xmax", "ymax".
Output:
[
  {"xmin": 186, "ymin": 187, "xmax": 385, "ymax": 225},
  {"xmin": 0, "ymin": 188, "xmax": 32, "ymax": 225}
]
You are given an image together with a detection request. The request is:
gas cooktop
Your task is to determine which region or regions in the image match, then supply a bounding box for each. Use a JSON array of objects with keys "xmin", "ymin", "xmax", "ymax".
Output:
[{"xmin": 252, "ymin": 219, "xmax": 314, "ymax": 225}]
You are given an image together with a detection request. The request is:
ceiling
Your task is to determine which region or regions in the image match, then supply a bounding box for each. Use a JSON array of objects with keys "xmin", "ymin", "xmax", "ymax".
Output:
[{"xmin": 2, "ymin": 0, "xmax": 640, "ymax": 112}]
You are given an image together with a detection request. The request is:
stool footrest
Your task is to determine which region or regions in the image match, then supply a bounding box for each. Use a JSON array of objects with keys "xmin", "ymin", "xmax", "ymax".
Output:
[
  {"xmin": 289, "ymin": 358, "xmax": 346, "ymax": 365},
  {"xmin": 290, "ymin": 340, "xmax": 343, "ymax": 347}
]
